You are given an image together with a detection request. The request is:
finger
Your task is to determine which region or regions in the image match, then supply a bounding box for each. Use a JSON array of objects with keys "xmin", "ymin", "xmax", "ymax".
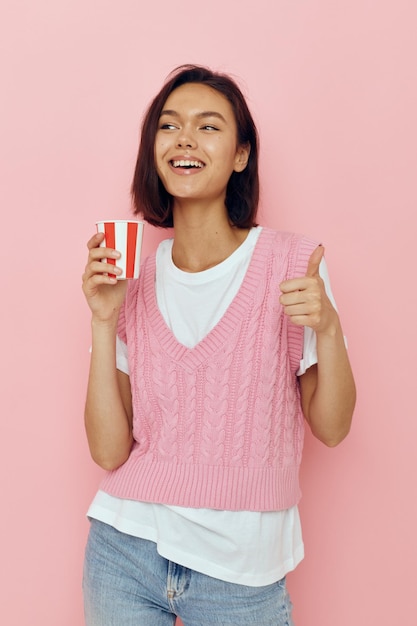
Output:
[
  {"xmin": 87, "ymin": 232, "xmax": 105, "ymax": 250},
  {"xmin": 82, "ymin": 271, "xmax": 118, "ymax": 290},
  {"xmin": 284, "ymin": 314, "xmax": 313, "ymax": 328},
  {"xmin": 89, "ymin": 259, "xmax": 122, "ymax": 276},
  {"xmin": 305, "ymin": 245, "xmax": 324, "ymax": 278},
  {"xmin": 83, "ymin": 262, "xmax": 122, "ymax": 288},
  {"xmin": 282, "ymin": 300, "xmax": 320, "ymax": 317},
  {"xmin": 280, "ymin": 276, "xmax": 312, "ymax": 294},
  {"xmin": 279, "ymin": 290, "xmax": 308, "ymax": 306},
  {"xmin": 88, "ymin": 246, "xmax": 121, "ymax": 263},
  {"xmin": 86, "ymin": 232, "xmax": 121, "ymax": 262}
]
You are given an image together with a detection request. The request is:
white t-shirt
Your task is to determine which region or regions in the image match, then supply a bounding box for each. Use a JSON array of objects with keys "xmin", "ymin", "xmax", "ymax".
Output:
[{"xmin": 87, "ymin": 227, "xmax": 337, "ymax": 586}]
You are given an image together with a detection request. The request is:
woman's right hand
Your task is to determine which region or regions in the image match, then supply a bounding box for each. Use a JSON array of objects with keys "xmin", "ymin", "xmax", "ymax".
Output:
[{"xmin": 82, "ymin": 232, "xmax": 128, "ymax": 323}]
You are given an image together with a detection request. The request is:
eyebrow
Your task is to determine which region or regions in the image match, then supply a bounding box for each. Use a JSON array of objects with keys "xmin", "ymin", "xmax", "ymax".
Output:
[{"xmin": 159, "ymin": 110, "xmax": 227, "ymax": 123}]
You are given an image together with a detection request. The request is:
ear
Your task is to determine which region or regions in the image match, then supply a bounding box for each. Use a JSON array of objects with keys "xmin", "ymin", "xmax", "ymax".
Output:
[{"xmin": 233, "ymin": 142, "xmax": 250, "ymax": 172}]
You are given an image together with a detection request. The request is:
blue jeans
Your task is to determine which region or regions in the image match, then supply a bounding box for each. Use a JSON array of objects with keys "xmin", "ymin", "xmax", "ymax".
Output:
[{"xmin": 83, "ymin": 519, "xmax": 294, "ymax": 626}]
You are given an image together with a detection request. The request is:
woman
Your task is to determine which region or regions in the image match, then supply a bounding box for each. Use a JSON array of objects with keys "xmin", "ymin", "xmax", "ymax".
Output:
[{"xmin": 82, "ymin": 64, "xmax": 355, "ymax": 625}]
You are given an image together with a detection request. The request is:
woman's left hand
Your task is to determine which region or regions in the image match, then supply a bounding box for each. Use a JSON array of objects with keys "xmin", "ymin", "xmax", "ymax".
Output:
[
  {"xmin": 279, "ymin": 246, "xmax": 339, "ymax": 335},
  {"xmin": 281, "ymin": 246, "xmax": 356, "ymax": 445}
]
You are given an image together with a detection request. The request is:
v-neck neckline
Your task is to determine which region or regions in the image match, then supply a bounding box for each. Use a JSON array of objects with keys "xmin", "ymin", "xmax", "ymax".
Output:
[{"xmin": 140, "ymin": 227, "xmax": 276, "ymax": 371}]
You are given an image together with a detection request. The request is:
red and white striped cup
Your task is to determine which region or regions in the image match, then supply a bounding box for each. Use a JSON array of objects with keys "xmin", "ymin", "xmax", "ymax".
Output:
[{"xmin": 96, "ymin": 220, "xmax": 144, "ymax": 280}]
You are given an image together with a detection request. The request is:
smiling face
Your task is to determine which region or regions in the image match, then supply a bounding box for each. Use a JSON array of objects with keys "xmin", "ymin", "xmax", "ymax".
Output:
[{"xmin": 154, "ymin": 83, "xmax": 249, "ymax": 211}]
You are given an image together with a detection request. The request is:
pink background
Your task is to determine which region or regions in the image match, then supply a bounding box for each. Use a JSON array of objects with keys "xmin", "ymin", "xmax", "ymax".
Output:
[{"xmin": 1, "ymin": 1, "xmax": 416, "ymax": 624}]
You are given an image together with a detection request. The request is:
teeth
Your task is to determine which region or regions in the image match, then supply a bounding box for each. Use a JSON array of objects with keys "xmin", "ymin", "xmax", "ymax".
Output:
[{"xmin": 172, "ymin": 160, "xmax": 204, "ymax": 168}]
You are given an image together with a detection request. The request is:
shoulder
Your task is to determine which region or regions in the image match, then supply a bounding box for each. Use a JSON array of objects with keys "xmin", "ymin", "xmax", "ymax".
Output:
[
  {"xmin": 123, "ymin": 236, "xmax": 173, "ymax": 305},
  {"xmin": 260, "ymin": 226, "xmax": 317, "ymax": 246},
  {"xmin": 259, "ymin": 228, "xmax": 319, "ymax": 270}
]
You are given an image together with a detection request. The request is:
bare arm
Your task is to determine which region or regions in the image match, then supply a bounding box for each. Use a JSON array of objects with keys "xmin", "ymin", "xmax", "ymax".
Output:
[
  {"xmin": 82, "ymin": 232, "xmax": 133, "ymax": 470},
  {"xmin": 298, "ymin": 325, "xmax": 355, "ymax": 446},
  {"xmin": 280, "ymin": 246, "xmax": 356, "ymax": 446}
]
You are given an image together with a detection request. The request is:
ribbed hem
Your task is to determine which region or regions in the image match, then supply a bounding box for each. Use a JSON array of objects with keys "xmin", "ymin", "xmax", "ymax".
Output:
[{"xmin": 100, "ymin": 456, "xmax": 301, "ymax": 512}]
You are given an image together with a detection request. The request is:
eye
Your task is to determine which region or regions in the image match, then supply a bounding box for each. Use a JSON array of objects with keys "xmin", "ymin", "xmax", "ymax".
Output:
[
  {"xmin": 159, "ymin": 123, "xmax": 177, "ymax": 130},
  {"xmin": 201, "ymin": 124, "xmax": 219, "ymax": 131}
]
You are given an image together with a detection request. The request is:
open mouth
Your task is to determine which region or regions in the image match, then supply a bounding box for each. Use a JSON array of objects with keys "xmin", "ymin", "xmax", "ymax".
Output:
[{"xmin": 170, "ymin": 159, "xmax": 205, "ymax": 169}]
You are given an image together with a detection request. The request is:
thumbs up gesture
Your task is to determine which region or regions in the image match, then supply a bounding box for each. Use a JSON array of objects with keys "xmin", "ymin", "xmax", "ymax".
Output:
[{"xmin": 279, "ymin": 246, "xmax": 338, "ymax": 335}]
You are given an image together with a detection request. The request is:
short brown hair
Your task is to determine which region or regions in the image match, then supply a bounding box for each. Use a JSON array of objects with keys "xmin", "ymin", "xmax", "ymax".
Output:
[{"xmin": 131, "ymin": 65, "xmax": 259, "ymax": 228}]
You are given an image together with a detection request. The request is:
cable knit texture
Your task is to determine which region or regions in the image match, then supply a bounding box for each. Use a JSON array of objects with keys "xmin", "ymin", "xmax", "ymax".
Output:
[{"xmin": 100, "ymin": 228, "xmax": 318, "ymax": 511}]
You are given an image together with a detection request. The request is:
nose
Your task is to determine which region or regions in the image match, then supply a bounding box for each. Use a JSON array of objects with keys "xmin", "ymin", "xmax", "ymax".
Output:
[
  {"xmin": 176, "ymin": 129, "xmax": 196, "ymax": 149},
  {"xmin": 176, "ymin": 138, "xmax": 196, "ymax": 149}
]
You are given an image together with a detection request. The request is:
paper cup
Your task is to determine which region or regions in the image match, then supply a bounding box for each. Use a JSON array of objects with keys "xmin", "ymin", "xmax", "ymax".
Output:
[{"xmin": 96, "ymin": 220, "xmax": 144, "ymax": 280}]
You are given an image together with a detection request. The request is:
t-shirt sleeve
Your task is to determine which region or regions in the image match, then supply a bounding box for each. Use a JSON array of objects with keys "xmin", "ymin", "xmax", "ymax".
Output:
[
  {"xmin": 116, "ymin": 335, "xmax": 129, "ymax": 375},
  {"xmin": 297, "ymin": 257, "xmax": 342, "ymax": 376},
  {"xmin": 115, "ymin": 281, "xmax": 129, "ymax": 374}
]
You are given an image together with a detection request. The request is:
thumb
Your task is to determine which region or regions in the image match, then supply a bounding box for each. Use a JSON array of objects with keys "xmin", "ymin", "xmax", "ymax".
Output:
[{"xmin": 305, "ymin": 245, "xmax": 324, "ymax": 277}]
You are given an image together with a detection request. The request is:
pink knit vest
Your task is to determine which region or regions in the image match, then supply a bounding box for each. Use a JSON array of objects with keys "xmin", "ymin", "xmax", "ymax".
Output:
[{"xmin": 100, "ymin": 228, "xmax": 318, "ymax": 511}]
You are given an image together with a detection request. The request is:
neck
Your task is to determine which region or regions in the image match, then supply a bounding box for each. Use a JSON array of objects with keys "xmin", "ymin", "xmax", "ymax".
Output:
[{"xmin": 171, "ymin": 201, "xmax": 250, "ymax": 272}]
